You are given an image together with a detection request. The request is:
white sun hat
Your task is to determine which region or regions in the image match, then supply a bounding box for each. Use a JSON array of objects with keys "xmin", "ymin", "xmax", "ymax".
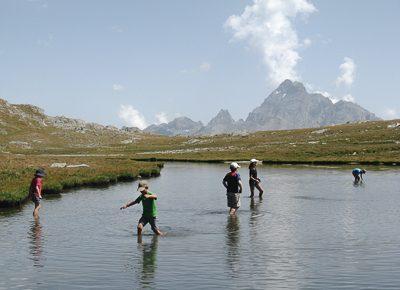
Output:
[
  {"xmin": 250, "ymin": 158, "xmax": 259, "ymax": 163},
  {"xmin": 229, "ymin": 162, "xmax": 241, "ymax": 169}
]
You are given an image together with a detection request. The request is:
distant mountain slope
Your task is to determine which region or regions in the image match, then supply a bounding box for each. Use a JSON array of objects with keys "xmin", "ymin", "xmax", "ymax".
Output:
[
  {"xmin": 144, "ymin": 117, "xmax": 203, "ymax": 136},
  {"xmin": 245, "ymin": 80, "xmax": 379, "ymax": 131},
  {"xmin": 0, "ymin": 98, "xmax": 142, "ymax": 152},
  {"xmin": 144, "ymin": 79, "xmax": 379, "ymax": 136},
  {"xmin": 198, "ymin": 109, "xmax": 245, "ymax": 136}
]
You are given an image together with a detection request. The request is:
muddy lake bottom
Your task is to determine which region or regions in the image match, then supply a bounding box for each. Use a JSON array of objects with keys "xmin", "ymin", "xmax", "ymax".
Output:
[{"xmin": 1, "ymin": 163, "xmax": 400, "ymax": 289}]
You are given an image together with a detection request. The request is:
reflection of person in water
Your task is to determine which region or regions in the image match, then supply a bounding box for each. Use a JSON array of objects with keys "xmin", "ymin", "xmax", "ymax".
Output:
[
  {"xmin": 249, "ymin": 198, "xmax": 263, "ymax": 223},
  {"xmin": 225, "ymin": 216, "xmax": 240, "ymax": 277},
  {"xmin": 138, "ymin": 235, "xmax": 158, "ymax": 288},
  {"xmin": 29, "ymin": 218, "xmax": 44, "ymax": 267}
]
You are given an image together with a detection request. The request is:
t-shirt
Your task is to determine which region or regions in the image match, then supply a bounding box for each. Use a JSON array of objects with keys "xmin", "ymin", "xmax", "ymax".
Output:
[
  {"xmin": 352, "ymin": 168, "xmax": 362, "ymax": 175},
  {"xmin": 223, "ymin": 172, "xmax": 241, "ymax": 193},
  {"xmin": 134, "ymin": 191, "xmax": 158, "ymax": 218},
  {"xmin": 249, "ymin": 167, "xmax": 258, "ymax": 180},
  {"xmin": 29, "ymin": 177, "xmax": 43, "ymax": 198}
]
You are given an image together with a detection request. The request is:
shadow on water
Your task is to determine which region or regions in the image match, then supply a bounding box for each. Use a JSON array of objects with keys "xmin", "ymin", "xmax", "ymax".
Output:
[
  {"xmin": 353, "ymin": 180, "xmax": 365, "ymax": 188},
  {"xmin": 28, "ymin": 218, "xmax": 44, "ymax": 268},
  {"xmin": 225, "ymin": 215, "xmax": 240, "ymax": 278},
  {"xmin": 292, "ymin": 195, "xmax": 346, "ymax": 202},
  {"xmin": 137, "ymin": 235, "xmax": 158, "ymax": 288}
]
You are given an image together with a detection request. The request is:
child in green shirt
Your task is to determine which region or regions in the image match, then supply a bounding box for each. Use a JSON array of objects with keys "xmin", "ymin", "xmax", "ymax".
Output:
[{"xmin": 120, "ymin": 181, "xmax": 163, "ymax": 236}]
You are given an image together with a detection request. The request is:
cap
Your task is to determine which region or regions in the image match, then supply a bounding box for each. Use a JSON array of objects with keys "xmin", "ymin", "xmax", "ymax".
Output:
[
  {"xmin": 250, "ymin": 158, "xmax": 259, "ymax": 163},
  {"xmin": 229, "ymin": 162, "xmax": 240, "ymax": 170},
  {"xmin": 137, "ymin": 180, "xmax": 149, "ymax": 191},
  {"xmin": 35, "ymin": 168, "xmax": 46, "ymax": 177}
]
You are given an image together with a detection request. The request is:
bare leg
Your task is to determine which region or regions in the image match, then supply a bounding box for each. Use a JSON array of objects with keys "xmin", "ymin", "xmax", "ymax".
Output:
[
  {"xmin": 33, "ymin": 203, "xmax": 41, "ymax": 218},
  {"xmin": 137, "ymin": 223, "xmax": 144, "ymax": 236},
  {"xmin": 256, "ymin": 182, "xmax": 264, "ymax": 197},
  {"xmin": 137, "ymin": 234, "xmax": 143, "ymax": 244},
  {"xmin": 229, "ymin": 207, "xmax": 237, "ymax": 215},
  {"xmin": 249, "ymin": 183, "xmax": 255, "ymax": 198},
  {"xmin": 153, "ymin": 228, "xmax": 163, "ymax": 236}
]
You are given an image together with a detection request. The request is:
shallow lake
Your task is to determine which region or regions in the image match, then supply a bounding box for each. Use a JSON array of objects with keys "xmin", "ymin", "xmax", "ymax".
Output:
[{"xmin": 1, "ymin": 163, "xmax": 400, "ymax": 289}]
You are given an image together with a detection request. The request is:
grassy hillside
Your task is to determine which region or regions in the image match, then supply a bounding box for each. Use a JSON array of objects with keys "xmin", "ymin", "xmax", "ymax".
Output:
[{"xmin": 130, "ymin": 120, "xmax": 400, "ymax": 164}]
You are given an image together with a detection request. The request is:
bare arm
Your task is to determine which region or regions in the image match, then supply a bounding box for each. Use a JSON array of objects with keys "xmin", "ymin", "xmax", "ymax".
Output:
[
  {"xmin": 36, "ymin": 185, "xmax": 42, "ymax": 198},
  {"xmin": 120, "ymin": 200, "xmax": 138, "ymax": 210},
  {"xmin": 238, "ymin": 180, "xmax": 243, "ymax": 193}
]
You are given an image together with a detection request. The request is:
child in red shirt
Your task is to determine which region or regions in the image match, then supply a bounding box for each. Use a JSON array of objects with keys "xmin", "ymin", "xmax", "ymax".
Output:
[{"xmin": 29, "ymin": 169, "xmax": 46, "ymax": 218}]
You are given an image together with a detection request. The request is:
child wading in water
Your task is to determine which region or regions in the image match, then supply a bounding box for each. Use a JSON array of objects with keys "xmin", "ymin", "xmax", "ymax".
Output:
[
  {"xmin": 249, "ymin": 158, "xmax": 264, "ymax": 198},
  {"xmin": 120, "ymin": 181, "xmax": 163, "ymax": 236},
  {"xmin": 223, "ymin": 162, "xmax": 243, "ymax": 215},
  {"xmin": 29, "ymin": 169, "xmax": 45, "ymax": 218},
  {"xmin": 352, "ymin": 168, "xmax": 366, "ymax": 183}
]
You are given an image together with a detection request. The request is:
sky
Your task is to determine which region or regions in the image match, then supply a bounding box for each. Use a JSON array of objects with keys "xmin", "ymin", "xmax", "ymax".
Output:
[{"xmin": 0, "ymin": 0, "xmax": 399, "ymax": 129}]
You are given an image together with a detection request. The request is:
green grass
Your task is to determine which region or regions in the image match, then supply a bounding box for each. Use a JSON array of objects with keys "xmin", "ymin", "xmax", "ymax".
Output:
[{"xmin": 0, "ymin": 155, "xmax": 163, "ymax": 208}]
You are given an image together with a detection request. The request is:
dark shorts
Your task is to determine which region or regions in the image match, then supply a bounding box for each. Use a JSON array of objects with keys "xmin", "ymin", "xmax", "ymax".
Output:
[
  {"xmin": 138, "ymin": 216, "xmax": 159, "ymax": 233},
  {"xmin": 249, "ymin": 180, "xmax": 257, "ymax": 187},
  {"xmin": 31, "ymin": 195, "xmax": 40, "ymax": 205},
  {"xmin": 227, "ymin": 192, "xmax": 241, "ymax": 209}
]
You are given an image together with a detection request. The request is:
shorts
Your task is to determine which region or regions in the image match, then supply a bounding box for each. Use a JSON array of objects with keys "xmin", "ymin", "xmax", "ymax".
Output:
[
  {"xmin": 31, "ymin": 195, "xmax": 41, "ymax": 205},
  {"xmin": 227, "ymin": 192, "xmax": 241, "ymax": 209},
  {"xmin": 138, "ymin": 216, "xmax": 159, "ymax": 233}
]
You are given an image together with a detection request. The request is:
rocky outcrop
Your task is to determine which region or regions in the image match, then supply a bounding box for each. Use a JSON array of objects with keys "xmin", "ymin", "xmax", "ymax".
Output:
[{"xmin": 144, "ymin": 117, "xmax": 204, "ymax": 136}]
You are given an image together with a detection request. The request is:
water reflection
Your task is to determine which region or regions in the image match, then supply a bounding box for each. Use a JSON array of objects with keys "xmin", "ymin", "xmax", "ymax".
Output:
[
  {"xmin": 249, "ymin": 198, "xmax": 263, "ymax": 225},
  {"xmin": 225, "ymin": 216, "xmax": 240, "ymax": 278},
  {"xmin": 137, "ymin": 235, "xmax": 158, "ymax": 288},
  {"xmin": 28, "ymin": 218, "xmax": 44, "ymax": 267}
]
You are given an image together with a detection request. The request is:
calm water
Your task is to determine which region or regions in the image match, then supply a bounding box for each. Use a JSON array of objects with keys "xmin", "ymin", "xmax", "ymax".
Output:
[{"xmin": 1, "ymin": 163, "xmax": 400, "ymax": 289}]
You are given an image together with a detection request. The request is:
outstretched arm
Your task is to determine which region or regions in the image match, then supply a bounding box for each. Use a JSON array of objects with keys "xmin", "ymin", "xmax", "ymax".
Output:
[{"xmin": 120, "ymin": 199, "xmax": 138, "ymax": 210}]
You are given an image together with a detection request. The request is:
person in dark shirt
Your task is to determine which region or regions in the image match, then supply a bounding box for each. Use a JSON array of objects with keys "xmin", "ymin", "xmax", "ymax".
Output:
[
  {"xmin": 222, "ymin": 162, "xmax": 243, "ymax": 215},
  {"xmin": 29, "ymin": 168, "xmax": 46, "ymax": 218},
  {"xmin": 352, "ymin": 168, "xmax": 366, "ymax": 183},
  {"xmin": 249, "ymin": 159, "xmax": 264, "ymax": 198}
]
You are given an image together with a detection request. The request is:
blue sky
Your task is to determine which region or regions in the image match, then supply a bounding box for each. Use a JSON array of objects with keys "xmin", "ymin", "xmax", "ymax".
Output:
[{"xmin": 0, "ymin": 0, "xmax": 399, "ymax": 128}]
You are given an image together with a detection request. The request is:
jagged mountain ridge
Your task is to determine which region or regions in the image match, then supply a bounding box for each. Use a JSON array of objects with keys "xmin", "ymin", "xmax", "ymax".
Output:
[{"xmin": 145, "ymin": 80, "xmax": 379, "ymax": 136}]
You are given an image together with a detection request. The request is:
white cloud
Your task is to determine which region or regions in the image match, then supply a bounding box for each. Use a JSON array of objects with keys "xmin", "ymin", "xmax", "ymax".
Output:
[
  {"xmin": 199, "ymin": 62, "xmax": 211, "ymax": 72},
  {"xmin": 113, "ymin": 84, "xmax": 124, "ymax": 91},
  {"xmin": 336, "ymin": 57, "xmax": 356, "ymax": 87},
  {"xmin": 110, "ymin": 25, "xmax": 124, "ymax": 33},
  {"xmin": 329, "ymin": 94, "xmax": 355, "ymax": 104},
  {"xmin": 382, "ymin": 108, "xmax": 400, "ymax": 120},
  {"xmin": 342, "ymin": 94, "xmax": 355, "ymax": 102},
  {"xmin": 314, "ymin": 90, "xmax": 331, "ymax": 98},
  {"xmin": 225, "ymin": 0, "xmax": 316, "ymax": 86},
  {"xmin": 118, "ymin": 105, "xmax": 147, "ymax": 129},
  {"xmin": 302, "ymin": 38, "xmax": 312, "ymax": 47},
  {"xmin": 181, "ymin": 62, "xmax": 212, "ymax": 73},
  {"xmin": 155, "ymin": 112, "xmax": 169, "ymax": 124}
]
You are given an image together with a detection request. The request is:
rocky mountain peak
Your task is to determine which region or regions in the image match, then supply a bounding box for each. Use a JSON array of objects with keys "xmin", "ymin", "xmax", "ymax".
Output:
[
  {"xmin": 276, "ymin": 79, "xmax": 306, "ymax": 95},
  {"xmin": 213, "ymin": 109, "xmax": 234, "ymax": 122}
]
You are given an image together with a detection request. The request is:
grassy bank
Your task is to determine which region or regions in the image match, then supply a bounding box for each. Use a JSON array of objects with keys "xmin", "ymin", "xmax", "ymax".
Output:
[
  {"xmin": 130, "ymin": 120, "xmax": 400, "ymax": 164},
  {"xmin": 0, "ymin": 154, "xmax": 162, "ymax": 208}
]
